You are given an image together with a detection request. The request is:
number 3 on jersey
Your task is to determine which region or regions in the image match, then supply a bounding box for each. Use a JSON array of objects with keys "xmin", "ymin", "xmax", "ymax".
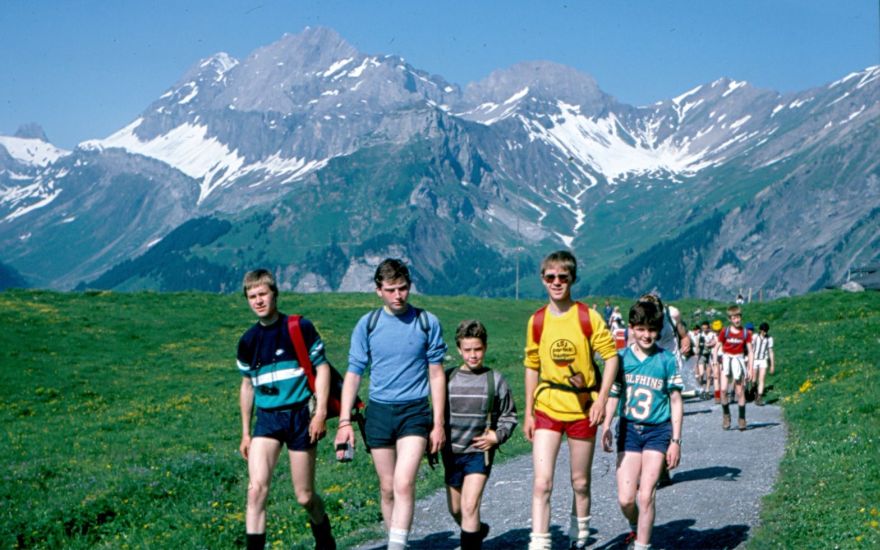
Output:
[{"xmin": 625, "ymin": 386, "xmax": 653, "ymax": 421}]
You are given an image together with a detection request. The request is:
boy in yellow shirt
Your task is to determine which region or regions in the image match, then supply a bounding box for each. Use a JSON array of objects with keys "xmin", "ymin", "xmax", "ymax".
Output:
[{"xmin": 523, "ymin": 251, "xmax": 619, "ymax": 550}]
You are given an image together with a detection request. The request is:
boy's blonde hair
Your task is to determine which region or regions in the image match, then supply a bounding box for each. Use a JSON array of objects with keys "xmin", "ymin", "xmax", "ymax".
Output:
[
  {"xmin": 727, "ymin": 304, "xmax": 742, "ymax": 316},
  {"xmin": 242, "ymin": 268, "xmax": 278, "ymax": 298},
  {"xmin": 540, "ymin": 250, "xmax": 577, "ymax": 281}
]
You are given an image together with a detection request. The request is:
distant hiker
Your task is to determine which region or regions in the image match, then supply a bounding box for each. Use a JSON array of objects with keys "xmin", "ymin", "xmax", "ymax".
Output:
[
  {"xmin": 609, "ymin": 305, "xmax": 624, "ymax": 329},
  {"xmin": 736, "ymin": 293, "xmax": 745, "ymax": 305},
  {"xmin": 636, "ymin": 294, "xmax": 692, "ymax": 394},
  {"xmin": 752, "ymin": 322, "xmax": 776, "ymax": 406},
  {"xmin": 602, "ymin": 300, "xmax": 684, "ymax": 550},
  {"xmin": 236, "ymin": 269, "xmax": 336, "ymax": 550},
  {"xmin": 603, "ymin": 299, "xmax": 613, "ymax": 324},
  {"xmin": 523, "ymin": 250, "xmax": 619, "ymax": 550},
  {"xmin": 710, "ymin": 319, "xmax": 724, "ymax": 403},
  {"xmin": 713, "ymin": 305, "xmax": 754, "ymax": 430},
  {"xmin": 334, "ymin": 258, "xmax": 447, "ymax": 550},
  {"xmin": 696, "ymin": 321, "xmax": 718, "ymax": 400},
  {"xmin": 443, "ymin": 320, "xmax": 518, "ymax": 550}
]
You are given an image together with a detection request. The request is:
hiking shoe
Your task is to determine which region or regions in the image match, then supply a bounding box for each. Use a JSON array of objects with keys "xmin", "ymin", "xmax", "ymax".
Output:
[
  {"xmin": 569, "ymin": 541, "xmax": 588, "ymax": 550},
  {"xmin": 755, "ymin": 394, "xmax": 764, "ymax": 406},
  {"xmin": 310, "ymin": 513, "xmax": 336, "ymax": 550},
  {"xmin": 722, "ymin": 414, "xmax": 731, "ymax": 430},
  {"xmin": 623, "ymin": 530, "xmax": 637, "ymax": 549},
  {"xmin": 738, "ymin": 418, "xmax": 747, "ymax": 431}
]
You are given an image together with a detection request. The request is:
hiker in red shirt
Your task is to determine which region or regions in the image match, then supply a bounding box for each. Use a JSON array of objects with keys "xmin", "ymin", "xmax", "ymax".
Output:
[{"xmin": 713, "ymin": 305, "xmax": 754, "ymax": 431}]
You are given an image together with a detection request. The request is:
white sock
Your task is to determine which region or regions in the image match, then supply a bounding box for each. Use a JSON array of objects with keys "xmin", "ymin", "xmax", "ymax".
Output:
[
  {"xmin": 568, "ymin": 514, "xmax": 591, "ymax": 543},
  {"xmin": 634, "ymin": 542, "xmax": 651, "ymax": 550},
  {"xmin": 387, "ymin": 527, "xmax": 409, "ymax": 550},
  {"xmin": 528, "ymin": 531, "xmax": 552, "ymax": 550}
]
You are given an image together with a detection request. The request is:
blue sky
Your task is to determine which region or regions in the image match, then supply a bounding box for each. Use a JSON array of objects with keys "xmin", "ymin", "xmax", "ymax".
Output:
[{"xmin": 2, "ymin": 0, "xmax": 877, "ymax": 149}]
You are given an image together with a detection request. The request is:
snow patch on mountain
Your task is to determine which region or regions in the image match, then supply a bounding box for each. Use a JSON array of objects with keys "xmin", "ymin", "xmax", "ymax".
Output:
[
  {"xmin": 0, "ymin": 136, "xmax": 70, "ymax": 167},
  {"xmin": 523, "ymin": 101, "xmax": 713, "ymax": 183},
  {"xmin": 82, "ymin": 119, "xmax": 326, "ymax": 203}
]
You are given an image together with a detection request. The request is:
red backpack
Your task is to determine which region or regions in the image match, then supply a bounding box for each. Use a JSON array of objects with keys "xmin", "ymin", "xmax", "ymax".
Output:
[
  {"xmin": 286, "ymin": 315, "xmax": 365, "ymax": 419},
  {"xmin": 531, "ymin": 301, "xmax": 603, "ymax": 393}
]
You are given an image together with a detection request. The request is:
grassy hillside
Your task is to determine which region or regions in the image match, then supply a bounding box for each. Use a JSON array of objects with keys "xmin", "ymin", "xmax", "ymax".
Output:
[{"xmin": 1, "ymin": 289, "xmax": 877, "ymax": 548}]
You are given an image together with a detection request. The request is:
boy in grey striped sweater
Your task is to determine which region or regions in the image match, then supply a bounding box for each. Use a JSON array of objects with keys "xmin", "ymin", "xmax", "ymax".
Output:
[{"xmin": 443, "ymin": 320, "xmax": 518, "ymax": 550}]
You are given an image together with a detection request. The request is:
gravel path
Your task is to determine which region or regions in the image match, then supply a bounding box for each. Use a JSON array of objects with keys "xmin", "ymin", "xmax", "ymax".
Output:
[{"xmin": 355, "ymin": 396, "xmax": 786, "ymax": 549}]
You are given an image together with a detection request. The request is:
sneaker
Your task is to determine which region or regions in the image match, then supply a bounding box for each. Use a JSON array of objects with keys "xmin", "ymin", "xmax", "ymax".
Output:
[
  {"xmin": 722, "ymin": 414, "xmax": 731, "ymax": 430},
  {"xmin": 738, "ymin": 418, "xmax": 747, "ymax": 431},
  {"xmin": 569, "ymin": 541, "xmax": 588, "ymax": 550}
]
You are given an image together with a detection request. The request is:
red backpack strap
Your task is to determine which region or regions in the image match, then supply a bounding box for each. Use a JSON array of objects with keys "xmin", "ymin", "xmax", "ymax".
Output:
[
  {"xmin": 575, "ymin": 302, "xmax": 593, "ymax": 340},
  {"xmin": 287, "ymin": 315, "xmax": 316, "ymax": 393},
  {"xmin": 532, "ymin": 305, "xmax": 548, "ymax": 344}
]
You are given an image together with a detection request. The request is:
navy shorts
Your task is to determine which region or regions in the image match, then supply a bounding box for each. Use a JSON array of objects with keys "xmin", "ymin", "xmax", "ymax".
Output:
[
  {"xmin": 442, "ymin": 449, "xmax": 493, "ymax": 488},
  {"xmin": 365, "ymin": 398, "xmax": 432, "ymax": 449},
  {"xmin": 617, "ymin": 419, "xmax": 672, "ymax": 454},
  {"xmin": 253, "ymin": 401, "xmax": 315, "ymax": 451}
]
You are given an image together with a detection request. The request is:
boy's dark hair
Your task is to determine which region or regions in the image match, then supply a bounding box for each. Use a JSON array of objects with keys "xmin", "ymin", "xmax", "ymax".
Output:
[
  {"xmin": 455, "ymin": 319, "xmax": 488, "ymax": 347},
  {"xmin": 759, "ymin": 322, "xmax": 770, "ymax": 333},
  {"xmin": 242, "ymin": 268, "xmax": 278, "ymax": 298},
  {"xmin": 638, "ymin": 292, "xmax": 665, "ymax": 313},
  {"xmin": 540, "ymin": 250, "xmax": 577, "ymax": 281},
  {"xmin": 692, "ymin": 324, "xmax": 700, "ymax": 331},
  {"xmin": 629, "ymin": 301, "xmax": 664, "ymax": 331},
  {"xmin": 701, "ymin": 321, "xmax": 710, "ymax": 328},
  {"xmin": 374, "ymin": 258, "xmax": 411, "ymax": 287}
]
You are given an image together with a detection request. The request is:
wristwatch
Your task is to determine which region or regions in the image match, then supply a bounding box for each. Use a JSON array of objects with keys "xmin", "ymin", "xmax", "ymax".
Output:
[{"xmin": 670, "ymin": 438, "xmax": 682, "ymax": 445}]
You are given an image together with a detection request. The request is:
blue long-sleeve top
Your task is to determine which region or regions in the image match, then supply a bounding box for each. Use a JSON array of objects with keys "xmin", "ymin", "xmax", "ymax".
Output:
[{"xmin": 348, "ymin": 305, "xmax": 447, "ymax": 404}]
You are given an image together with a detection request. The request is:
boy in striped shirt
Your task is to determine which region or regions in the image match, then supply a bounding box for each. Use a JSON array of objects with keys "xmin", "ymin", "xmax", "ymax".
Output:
[{"xmin": 443, "ymin": 320, "xmax": 518, "ymax": 549}]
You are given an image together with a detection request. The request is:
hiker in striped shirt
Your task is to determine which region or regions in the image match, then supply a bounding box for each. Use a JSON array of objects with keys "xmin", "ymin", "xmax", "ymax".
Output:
[
  {"xmin": 443, "ymin": 320, "xmax": 518, "ymax": 549},
  {"xmin": 752, "ymin": 322, "xmax": 776, "ymax": 406}
]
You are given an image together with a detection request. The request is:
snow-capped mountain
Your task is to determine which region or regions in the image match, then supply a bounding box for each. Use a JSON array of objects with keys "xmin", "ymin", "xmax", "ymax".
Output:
[{"xmin": 1, "ymin": 27, "xmax": 877, "ymax": 298}]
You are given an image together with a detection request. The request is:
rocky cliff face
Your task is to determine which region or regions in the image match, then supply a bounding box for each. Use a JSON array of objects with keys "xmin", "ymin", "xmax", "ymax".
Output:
[{"xmin": 1, "ymin": 27, "xmax": 877, "ymax": 298}]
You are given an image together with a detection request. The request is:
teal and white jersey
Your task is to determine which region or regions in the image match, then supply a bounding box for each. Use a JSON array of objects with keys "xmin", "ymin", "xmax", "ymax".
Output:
[{"xmin": 610, "ymin": 345, "xmax": 683, "ymax": 424}]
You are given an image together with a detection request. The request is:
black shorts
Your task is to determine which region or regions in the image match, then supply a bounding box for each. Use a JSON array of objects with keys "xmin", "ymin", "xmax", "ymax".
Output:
[
  {"xmin": 442, "ymin": 449, "xmax": 494, "ymax": 488},
  {"xmin": 365, "ymin": 398, "xmax": 431, "ymax": 449},
  {"xmin": 253, "ymin": 401, "xmax": 315, "ymax": 451}
]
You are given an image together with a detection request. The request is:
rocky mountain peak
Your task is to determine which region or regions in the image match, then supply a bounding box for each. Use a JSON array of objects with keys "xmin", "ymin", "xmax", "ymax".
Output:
[{"xmin": 14, "ymin": 123, "xmax": 49, "ymax": 142}]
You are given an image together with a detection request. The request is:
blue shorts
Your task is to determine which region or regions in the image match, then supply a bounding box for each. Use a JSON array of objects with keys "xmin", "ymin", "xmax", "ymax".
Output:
[
  {"xmin": 365, "ymin": 398, "xmax": 432, "ymax": 449},
  {"xmin": 442, "ymin": 449, "xmax": 494, "ymax": 488},
  {"xmin": 617, "ymin": 419, "xmax": 672, "ymax": 454},
  {"xmin": 253, "ymin": 401, "xmax": 315, "ymax": 451}
]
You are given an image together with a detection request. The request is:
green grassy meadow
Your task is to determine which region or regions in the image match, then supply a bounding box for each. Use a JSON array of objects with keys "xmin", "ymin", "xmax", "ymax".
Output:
[{"xmin": 1, "ymin": 289, "xmax": 878, "ymax": 548}]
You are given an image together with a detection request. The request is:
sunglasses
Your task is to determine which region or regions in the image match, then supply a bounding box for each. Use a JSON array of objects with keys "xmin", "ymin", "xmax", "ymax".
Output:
[{"xmin": 543, "ymin": 273, "xmax": 571, "ymax": 284}]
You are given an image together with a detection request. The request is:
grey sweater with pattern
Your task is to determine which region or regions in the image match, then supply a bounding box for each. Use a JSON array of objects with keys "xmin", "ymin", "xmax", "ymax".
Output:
[{"xmin": 444, "ymin": 366, "xmax": 518, "ymax": 455}]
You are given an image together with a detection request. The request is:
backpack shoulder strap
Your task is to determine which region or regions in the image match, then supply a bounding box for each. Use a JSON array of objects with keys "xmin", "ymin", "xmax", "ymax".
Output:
[
  {"xmin": 366, "ymin": 308, "xmax": 383, "ymax": 335},
  {"xmin": 413, "ymin": 307, "xmax": 430, "ymax": 334},
  {"xmin": 575, "ymin": 302, "xmax": 593, "ymax": 340},
  {"xmin": 287, "ymin": 315, "xmax": 316, "ymax": 392},
  {"xmin": 532, "ymin": 305, "xmax": 548, "ymax": 344},
  {"xmin": 445, "ymin": 366, "xmax": 458, "ymax": 383},
  {"xmin": 486, "ymin": 368, "xmax": 496, "ymax": 417}
]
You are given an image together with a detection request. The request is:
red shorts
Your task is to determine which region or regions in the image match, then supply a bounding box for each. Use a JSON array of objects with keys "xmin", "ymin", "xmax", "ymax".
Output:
[{"xmin": 534, "ymin": 409, "xmax": 597, "ymax": 439}]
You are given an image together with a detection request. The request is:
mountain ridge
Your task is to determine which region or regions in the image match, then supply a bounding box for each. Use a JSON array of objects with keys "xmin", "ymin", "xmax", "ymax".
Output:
[{"xmin": 1, "ymin": 27, "xmax": 877, "ymax": 299}]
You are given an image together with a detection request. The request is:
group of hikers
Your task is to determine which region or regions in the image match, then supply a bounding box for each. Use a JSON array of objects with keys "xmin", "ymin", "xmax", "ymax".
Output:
[{"xmin": 235, "ymin": 251, "xmax": 776, "ymax": 550}]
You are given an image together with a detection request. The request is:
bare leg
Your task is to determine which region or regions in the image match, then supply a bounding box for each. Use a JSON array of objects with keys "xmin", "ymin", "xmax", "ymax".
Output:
[{"xmin": 246, "ymin": 437, "xmax": 282, "ymax": 533}]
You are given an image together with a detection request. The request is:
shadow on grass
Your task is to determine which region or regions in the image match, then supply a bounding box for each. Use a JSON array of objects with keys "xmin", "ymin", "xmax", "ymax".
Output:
[
  {"xmin": 669, "ymin": 465, "xmax": 742, "ymax": 484},
  {"xmin": 594, "ymin": 519, "xmax": 749, "ymax": 549}
]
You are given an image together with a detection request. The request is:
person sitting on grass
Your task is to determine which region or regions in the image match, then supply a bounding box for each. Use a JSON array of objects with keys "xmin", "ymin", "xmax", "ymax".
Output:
[
  {"xmin": 443, "ymin": 319, "xmax": 518, "ymax": 550},
  {"xmin": 236, "ymin": 269, "xmax": 336, "ymax": 550},
  {"xmin": 602, "ymin": 300, "xmax": 683, "ymax": 550}
]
